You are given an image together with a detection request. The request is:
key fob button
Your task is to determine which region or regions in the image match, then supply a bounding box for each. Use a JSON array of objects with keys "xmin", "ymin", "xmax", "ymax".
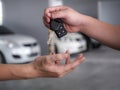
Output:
[{"xmin": 50, "ymin": 19, "xmax": 67, "ymax": 38}]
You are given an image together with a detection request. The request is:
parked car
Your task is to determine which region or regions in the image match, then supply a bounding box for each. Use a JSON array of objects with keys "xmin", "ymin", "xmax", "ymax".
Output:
[
  {"xmin": 54, "ymin": 32, "xmax": 101, "ymax": 54},
  {"xmin": 0, "ymin": 26, "xmax": 41, "ymax": 64},
  {"xmin": 81, "ymin": 33, "xmax": 101, "ymax": 51},
  {"xmin": 54, "ymin": 33, "xmax": 87, "ymax": 54}
]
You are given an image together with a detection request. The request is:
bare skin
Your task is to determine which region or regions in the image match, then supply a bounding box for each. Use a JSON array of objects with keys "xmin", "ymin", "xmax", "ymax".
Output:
[
  {"xmin": 43, "ymin": 5, "xmax": 120, "ymax": 50},
  {"xmin": 0, "ymin": 50, "xmax": 85, "ymax": 81}
]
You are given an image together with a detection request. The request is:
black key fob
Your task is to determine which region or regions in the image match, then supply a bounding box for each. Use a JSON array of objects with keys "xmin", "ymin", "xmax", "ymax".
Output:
[{"xmin": 50, "ymin": 19, "xmax": 67, "ymax": 38}]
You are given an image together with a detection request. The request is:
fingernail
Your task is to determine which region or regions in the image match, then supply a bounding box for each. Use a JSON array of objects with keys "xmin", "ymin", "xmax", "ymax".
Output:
[{"xmin": 78, "ymin": 54, "xmax": 83, "ymax": 57}]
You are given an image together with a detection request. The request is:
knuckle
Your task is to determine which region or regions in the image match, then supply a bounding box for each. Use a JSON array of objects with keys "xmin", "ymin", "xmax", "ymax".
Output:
[{"xmin": 44, "ymin": 8, "xmax": 48, "ymax": 13}]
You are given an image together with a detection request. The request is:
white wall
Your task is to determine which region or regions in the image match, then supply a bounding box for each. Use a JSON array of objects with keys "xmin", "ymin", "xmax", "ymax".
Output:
[
  {"xmin": 98, "ymin": 0, "xmax": 120, "ymax": 25},
  {"xmin": 0, "ymin": 0, "xmax": 2, "ymax": 25}
]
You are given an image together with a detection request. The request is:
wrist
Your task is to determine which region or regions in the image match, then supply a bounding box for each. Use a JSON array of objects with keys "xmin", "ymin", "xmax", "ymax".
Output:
[
  {"xmin": 78, "ymin": 13, "xmax": 93, "ymax": 33},
  {"xmin": 24, "ymin": 63, "xmax": 42, "ymax": 79},
  {"xmin": 10, "ymin": 63, "xmax": 41, "ymax": 80},
  {"xmin": 76, "ymin": 13, "xmax": 88, "ymax": 32}
]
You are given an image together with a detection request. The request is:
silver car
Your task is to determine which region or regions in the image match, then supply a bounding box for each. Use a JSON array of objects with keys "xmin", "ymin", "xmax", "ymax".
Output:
[
  {"xmin": 54, "ymin": 33, "xmax": 87, "ymax": 54},
  {"xmin": 0, "ymin": 26, "xmax": 41, "ymax": 64},
  {"xmin": 54, "ymin": 32, "xmax": 101, "ymax": 54}
]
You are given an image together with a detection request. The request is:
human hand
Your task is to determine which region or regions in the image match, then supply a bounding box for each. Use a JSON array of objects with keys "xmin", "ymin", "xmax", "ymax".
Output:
[
  {"xmin": 30, "ymin": 51, "xmax": 85, "ymax": 78},
  {"xmin": 43, "ymin": 5, "xmax": 87, "ymax": 33}
]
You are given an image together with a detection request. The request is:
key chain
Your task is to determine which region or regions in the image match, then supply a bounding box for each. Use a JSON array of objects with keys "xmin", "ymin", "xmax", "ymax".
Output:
[{"xmin": 47, "ymin": 30, "xmax": 55, "ymax": 54}]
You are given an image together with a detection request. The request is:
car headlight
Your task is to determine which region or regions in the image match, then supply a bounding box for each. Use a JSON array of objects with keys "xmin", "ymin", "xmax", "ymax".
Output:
[{"xmin": 0, "ymin": 39, "xmax": 20, "ymax": 48}]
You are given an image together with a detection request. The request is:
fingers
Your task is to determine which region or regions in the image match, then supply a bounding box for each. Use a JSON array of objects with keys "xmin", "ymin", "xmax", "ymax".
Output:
[
  {"xmin": 64, "ymin": 54, "xmax": 84, "ymax": 70},
  {"xmin": 52, "ymin": 53, "xmax": 68, "ymax": 61},
  {"xmin": 33, "ymin": 52, "xmax": 85, "ymax": 78},
  {"xmin": 47, "ymin": 52, "xmax": 84, "ymax": 70},
  {"xmin": 71, "ymin": 54, "xmax": 85, "ymax": 67},
  {"xmin": 43, "ymin": 6, "xmax": 68, "ymax": 26},
  {"xmin": 51, "ymin": 52, "xmax": 61, "ymax": 65},
  {"xmin": 44, "ymin": 6, "xmax": 68, "ymax": 18},
  {"xmin": 55, "ymin": 53, "xmax": 85, "ymax": 77},
  {"xmin": 50, "ymin": 10, "xmax": 66, "ymax": 19},
  {"xmin": 55, "ymin": 50, "xmax": 71, "ymax": 65},
  {"xmin": 65, "ymin": 50, "xmax": 71, "ymax": 64},
  {"xmin": 43, "ymin": 16, "xmax": 50, "ymax": 28},
  {"xmin": 43, "ymin": 53, "xmax": 67, "ymax": 65}
]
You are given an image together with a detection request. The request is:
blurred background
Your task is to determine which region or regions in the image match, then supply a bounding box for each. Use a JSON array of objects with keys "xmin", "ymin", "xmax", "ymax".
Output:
[{"xmin": 0, "ymin": 0, "xmax": 120, "ymax": 90}]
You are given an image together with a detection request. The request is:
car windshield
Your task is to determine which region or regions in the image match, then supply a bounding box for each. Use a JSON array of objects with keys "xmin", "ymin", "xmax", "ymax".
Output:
[{"xmin": 0, "ymin": 26, "xmax": 14, "ymax": 35}]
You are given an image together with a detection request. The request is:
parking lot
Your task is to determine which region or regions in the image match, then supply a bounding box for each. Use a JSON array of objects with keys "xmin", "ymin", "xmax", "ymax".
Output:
[{"xmin": 0, "ymin": 45, "xmax": 120, "ymax": 90}]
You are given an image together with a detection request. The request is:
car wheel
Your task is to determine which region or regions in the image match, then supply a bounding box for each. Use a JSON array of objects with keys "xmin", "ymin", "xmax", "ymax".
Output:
[
  {"xmin": 82, "ymin": 34, "xmax": 92, "ymax": 51},
  {"xmin": 55, "ymin": 45, "xmax": 58, "ymax": 54},
  {"xmin": 92, "ymin": 42, "xmax": 102, "ymax": 48},
  {"xmin": 86, "ymin": 39, "xmax": 93, "ymax": 51},
  {"xmin": 0, "ymin": 51, "xmax": 6, "ymax": 64}
]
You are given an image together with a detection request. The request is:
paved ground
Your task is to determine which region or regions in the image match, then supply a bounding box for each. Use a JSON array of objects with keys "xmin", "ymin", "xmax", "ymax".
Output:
[{"xmin": 0, "ymin": 46, "xmax": 120, "ymax": 90}]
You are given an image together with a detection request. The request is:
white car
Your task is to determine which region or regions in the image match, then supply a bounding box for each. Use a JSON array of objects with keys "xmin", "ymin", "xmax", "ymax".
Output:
[
  {"xmin": 0, "ymin": 26, "xmax": 41, "ymax": 64},
  {"xmin": 54, "ymin": 33, "xmax": 87, "ymax": 54}
]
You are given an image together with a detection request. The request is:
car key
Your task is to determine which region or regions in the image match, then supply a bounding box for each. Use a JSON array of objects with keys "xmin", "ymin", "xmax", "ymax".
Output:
[{"xmin": 50, "ymin": 18, "xmax": 67, "ymax": 38}]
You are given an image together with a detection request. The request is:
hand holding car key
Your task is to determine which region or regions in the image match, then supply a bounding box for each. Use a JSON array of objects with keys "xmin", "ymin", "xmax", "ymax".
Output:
[{"xmin": 50, "ymin": 18, "xmax": 67, "ymax": 38}]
